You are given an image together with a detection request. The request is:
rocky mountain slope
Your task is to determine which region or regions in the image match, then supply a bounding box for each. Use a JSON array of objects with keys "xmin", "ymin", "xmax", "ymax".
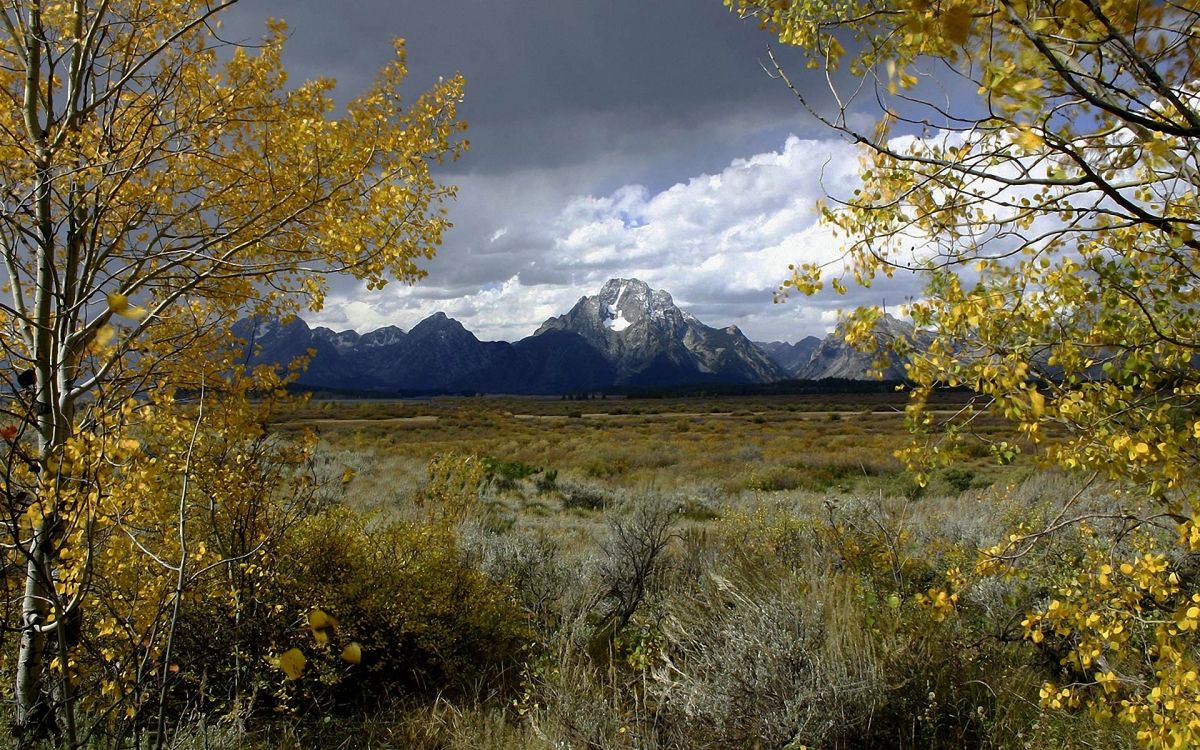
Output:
[
  {"xmin": 235, "ymin": 279, "xmax": 784, "ymax": 393},
  {"xmin": 757, "ymin": 336, "xmax": 822, "ymax": 377},
  {"xmin": 535, "ymin": 279, "xmax": 784, "ymax": 386},
  {"xmin": 234, "ymin": 280, "xmax": 926, "ymax": 393},
  {"xmin": 796, "ymin": 314, "xmax": 933, "ymax": 381}
]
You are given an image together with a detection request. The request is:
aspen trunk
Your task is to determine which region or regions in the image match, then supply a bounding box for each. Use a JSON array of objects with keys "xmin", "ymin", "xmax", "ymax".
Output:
[
  {"xmin": 14, "ymin": 526, "xmax": 52, "ymax": 747},
  {"xmin": 15, "ymin": 3, "xmax": 62, "ymax": 735}
]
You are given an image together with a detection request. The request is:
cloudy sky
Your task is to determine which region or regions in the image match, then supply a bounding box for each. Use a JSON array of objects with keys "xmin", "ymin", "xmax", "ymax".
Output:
[{"xmin": 221, "ymin": 1, "xmax": 923, "ymax": 342}]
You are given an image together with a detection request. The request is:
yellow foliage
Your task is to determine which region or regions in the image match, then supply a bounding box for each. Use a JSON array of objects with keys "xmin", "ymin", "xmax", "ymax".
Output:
[
  {"xmin": 1014, "ymin": 126, "xmax": 1045, "ymax": 151},
  {"xmin": 51, "ymin": 384, "xmax": 321, "ymax": 722},
  {"xmin": 268, "ymin": 502, "xmax": 528, "ymax": 701},
  {"xmin": 309, "ymin": 608, "xmax": 338, "ymax": 632},
  {"xmin": 422, "ymin": 452, "xmax": 488, "ymax": 523},
  {"xmin": 0, "ymin": 0, "xmax": 466, "ymax": 738},
  {"xmin": 725, "ymin": 0, "xmax": 1200, "ymax": 742},
  {"xmin": 278, "ymin": 649, "xmax": 307, "ymax": 681},
  {"xmin": 940, "ymin": 4, "xmax": 972, "ymax": 45},
  {"xmin": 341, "ymin": 642, "xmax": 363, "ymax": 665},
  {"xmin": 105, "ymin": 293, "xmax": 130, "ymax": 314}
]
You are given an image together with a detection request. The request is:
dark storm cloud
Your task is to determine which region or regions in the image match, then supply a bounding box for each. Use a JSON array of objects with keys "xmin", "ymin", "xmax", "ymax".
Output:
[
  {"xmin": 219, "ymin": 2, "xmax": 909, "ymax": 342},
  {"xmin": 220, "ymin": 0, "xmax": 825, "ymax": 177}
]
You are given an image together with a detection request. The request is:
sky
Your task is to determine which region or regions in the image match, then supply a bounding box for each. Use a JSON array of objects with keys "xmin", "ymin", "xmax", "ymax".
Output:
[{"xmin": 220, "ymin": 0, "xmax": 926, "ymax": 343}]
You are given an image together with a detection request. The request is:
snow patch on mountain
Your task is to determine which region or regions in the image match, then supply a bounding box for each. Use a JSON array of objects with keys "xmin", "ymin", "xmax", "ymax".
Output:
[
  {"xmin": 604, "ymin": 280, "xmax": 633, "ymax": 331},
  {"xmin": 604, "ymin": 283, "xmax": 632, "ymax": 332},
  {"xmin": 606, "ymin": 313, "xmax": 632, "ymax": 332}
]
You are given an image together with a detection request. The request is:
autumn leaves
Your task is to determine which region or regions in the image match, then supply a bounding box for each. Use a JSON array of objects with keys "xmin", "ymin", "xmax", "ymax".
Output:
[{"xmin": 276, "ymin": 608, "xmax": 364, "ymax": 682}]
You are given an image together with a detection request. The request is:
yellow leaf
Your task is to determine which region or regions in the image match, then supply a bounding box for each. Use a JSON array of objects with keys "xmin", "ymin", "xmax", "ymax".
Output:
[
  {"xmin": 106, "ymin": 292, "xmax": 147, "ymax": 320},
  {"xmin": 1015, "ymin": 127, "xmax": 1044, "ymax": 151},
  {"xmin": 94, "ymin": 325, "xmax": 116, "ymax": 348},
  {"xmin": 1011, "ymin": 77, "xmax": 1044, "ymax": 94},
  {"xmin": 278, "ymin": 648, "xmax": 306, "ymax": 680},
  {"xmin": 309, "ymin": 608, "xmax": 338, "ymax": 632},
  {"xmin": 941, "ymin": 5, "xmax": 972, "ymax": 45},
  {"xmin": 341, "ymin": 642, "xmax": 363, "ymax": 665},
  {"xmin": 1029, "ymin": 388, "xmax": 1045, "ymax": 417}
]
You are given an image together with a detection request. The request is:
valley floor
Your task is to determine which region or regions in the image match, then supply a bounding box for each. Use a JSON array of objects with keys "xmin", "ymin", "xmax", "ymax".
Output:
[{"xmin": 199, "ymin": 394, "xmax": 1137, "ymax": 749}]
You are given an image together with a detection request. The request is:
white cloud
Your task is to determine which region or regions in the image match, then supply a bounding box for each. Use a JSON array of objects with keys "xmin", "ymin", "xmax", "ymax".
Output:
[{"xmin": 305, "ymin": 135, "xmax": 927, "ymax": 342}]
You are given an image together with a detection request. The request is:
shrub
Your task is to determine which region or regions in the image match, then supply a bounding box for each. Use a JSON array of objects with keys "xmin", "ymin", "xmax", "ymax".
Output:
[
  {"xmin": 582, "ymin": 457, "xmax": 626, "ymax": 479},
  {"xmin": 592, "ymin": 497, "xmax": 678, "ymax": 641},
  {"xmin": 940, "ymin": 467, "xmax": 975, "ymax": 494},
  {"xmin": 535, "ymin": 469, "xmax": 558, "ymax": 494},
  {"xmin": 651, "ymin": 572, "xmax": 888, "ymax": 749},
  {"xmin": 559, "ymin": 480, "xmax": 614, "ymax": 511},
  {"xmin": 665, "ymin": 494, "xmax": 1105, "ymax": 749},
  {"xmin": 743, "ymin": 465, "xmax": 805, "ymax": 492},
  {"xmin": 483, "ymin": 457, "xmax": 542, "ymax": 483},
  {"xmin": 267, "ymin": 504, "xmax": 530, "ymax": 710},
  {"xmin": 461, "ymin": 524, "xmax": 567, "ymax": 633}
]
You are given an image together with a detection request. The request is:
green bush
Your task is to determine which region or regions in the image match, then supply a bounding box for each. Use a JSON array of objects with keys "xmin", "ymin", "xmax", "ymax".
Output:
[
  {"xmin": 940, "ymin": 467, "xmax": 975, "ymax": 494},
  {"xmin": 483, "ymin": 457, "xmax": 542, "ymax": 482},
  {"xmin": 535, "ymin": 468, "xmax": 558, "ymax": 494}
]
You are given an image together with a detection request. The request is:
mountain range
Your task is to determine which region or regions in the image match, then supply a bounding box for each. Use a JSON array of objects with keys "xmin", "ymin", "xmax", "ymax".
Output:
[{"xmin": 234, "ymin": 278, "xmax": 927, "ymax": 394}]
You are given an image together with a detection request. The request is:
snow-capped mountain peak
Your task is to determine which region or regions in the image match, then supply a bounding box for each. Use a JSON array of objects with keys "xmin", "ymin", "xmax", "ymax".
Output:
[{"xmin": 534, "ymin": 278, "xmax": 783, "ymax": 385}]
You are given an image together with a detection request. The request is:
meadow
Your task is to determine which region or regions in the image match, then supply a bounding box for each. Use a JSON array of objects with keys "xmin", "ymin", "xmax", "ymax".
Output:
[
  {"xmin": 220, "ymin": 392, "xmax": 1142, "ymax": 749},
  {"xmin": 282, "ymin": 392, "xmax": 1004, "ymax": 509}
]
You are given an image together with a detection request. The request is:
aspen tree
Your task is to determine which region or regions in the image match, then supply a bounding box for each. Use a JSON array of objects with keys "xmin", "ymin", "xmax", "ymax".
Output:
[
  {"xmin": 727, "ymin": 0, "xmax": 1200, "ymax": 743},
  {"xmin": 0, "ymin": 1, "xmax": 465, "ymax": 743}
]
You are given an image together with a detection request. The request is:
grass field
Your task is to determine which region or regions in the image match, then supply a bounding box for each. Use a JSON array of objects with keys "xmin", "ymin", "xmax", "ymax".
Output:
[
  {"xmin": 218, "ymin": 392, "xmax": 1136, "ymax": 749},
  {"xmin": 276, "ymin": 392, "xmax": 1037, "ymax": 517}
]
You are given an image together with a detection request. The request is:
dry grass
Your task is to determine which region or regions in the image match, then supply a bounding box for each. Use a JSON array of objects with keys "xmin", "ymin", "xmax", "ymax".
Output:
[
  {"xmin": 284, "ymin": 394, "xmax": 1038, "ymax": 519},
  {"xmin": 212, "ymin": 394, "xmax": 1125, "ymax": 750}
]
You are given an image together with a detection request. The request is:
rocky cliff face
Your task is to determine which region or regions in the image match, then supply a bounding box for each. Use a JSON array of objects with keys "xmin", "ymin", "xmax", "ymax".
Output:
[
  {"xmin": 798, "ymin": 314, "xmax": 932, "ymax": 381},
  {"xmin": 351, "ymin": 312, "xmax": 499, "ymax": 391},
  {"xmin": 758, "ymin": 336, "xmax": 822, "ymax": 377},
  {"xmin": 232, "ymin": 316, "xmax": 359, "ymax": 384},
  {"xmin": 535, "ymin": 278, "xmax": 784, "ymax": 385}
]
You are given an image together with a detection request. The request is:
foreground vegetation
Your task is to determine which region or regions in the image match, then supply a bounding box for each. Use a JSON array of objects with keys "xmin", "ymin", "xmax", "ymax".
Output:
[
  {"xmin": 724, "ymin": 0, "xmax": 1200, "ymax": 743},
  {"xmin": 0, "ymin": 391, "xmax": 1160, "ymax": 747},
  {"xmin": 72, "ymin": 394, "xmax": 1132, "ymax": 749}
]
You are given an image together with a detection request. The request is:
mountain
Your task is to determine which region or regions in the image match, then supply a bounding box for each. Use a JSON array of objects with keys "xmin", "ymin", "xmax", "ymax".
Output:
[
  {"xmin": 232, "ymin": 317, "xmax": 360, "ymax": 384},
  {"xmin": 358, "ymin": 326, "xmax": 405, "ymax": 348},
  {"xmin": 348, "ymin": 312, "xmax": 497, "ymax": 391},
  {"xmin": 502, "ymin": 330, "xmax": 617, "ymax": 393},
  {"xmin": 236, "ymin": 279, "xmax": 928, "ymax": 394},
  {"xmin": 535, "ymin": 278, "xmax": 784, "ymax": 385},
  {"xmin": 758, "ymin": 336, "xmax": 822, "ymax": 377},
  {"xmin": 798, "ymin": 313, "xmax": 932, "ymax": 381}
]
